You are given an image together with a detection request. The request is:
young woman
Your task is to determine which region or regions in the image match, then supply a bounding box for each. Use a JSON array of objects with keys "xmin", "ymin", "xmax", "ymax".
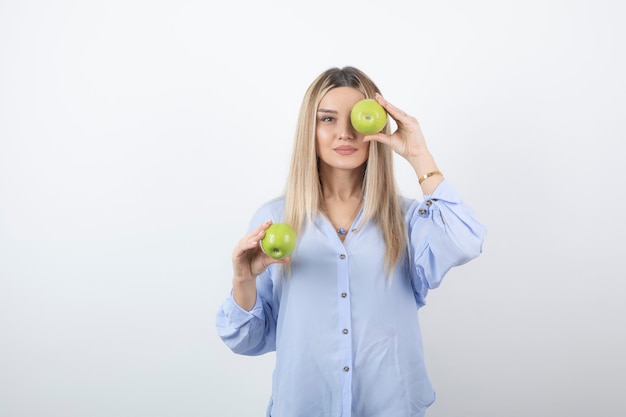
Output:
[{"xmin": 216, "ymin": 66, "xmax": 487, "ymax": 417}]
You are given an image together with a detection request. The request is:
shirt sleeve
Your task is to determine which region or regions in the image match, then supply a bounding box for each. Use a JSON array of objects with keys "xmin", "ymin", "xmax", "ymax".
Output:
[
  {"xmin": 215, "ymin": 273, "xmax": 277, "ymax": 356},
  {"xmin": 215, "ymin": 202, "xmax": 282, "ymax": 356},
  {"xmin": 406, "ymin": 179, "xmax": 487, "ymax": 306}
]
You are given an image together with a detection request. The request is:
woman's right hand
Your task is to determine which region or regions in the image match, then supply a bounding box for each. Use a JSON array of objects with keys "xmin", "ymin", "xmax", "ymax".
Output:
[{"xmin": 232, "ymin": 220, "xmax": 290, "ymax": 283}]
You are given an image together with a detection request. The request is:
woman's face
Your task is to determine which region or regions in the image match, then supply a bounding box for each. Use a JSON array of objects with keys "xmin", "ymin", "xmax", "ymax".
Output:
[{"xmin": 316, "ymin": 86, "xmax": 369, "ymax": 171}]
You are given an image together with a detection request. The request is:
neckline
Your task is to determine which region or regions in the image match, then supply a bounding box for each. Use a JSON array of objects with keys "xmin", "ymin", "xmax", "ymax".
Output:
[{"xmin": 323, "ymin": 203, "xmax": 363, "ymax": 243}]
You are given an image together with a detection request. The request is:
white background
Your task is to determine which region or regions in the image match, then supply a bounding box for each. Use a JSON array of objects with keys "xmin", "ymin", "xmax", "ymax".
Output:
[{"xmin": 1, "ymin": 1, "xmax": 625, "ymax": 416}]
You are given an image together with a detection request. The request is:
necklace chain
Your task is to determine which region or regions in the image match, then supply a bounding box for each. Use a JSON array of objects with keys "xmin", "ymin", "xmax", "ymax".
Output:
[{"xmin": 325, "ymin": 200, "xmax": 362, "ymax": 238}]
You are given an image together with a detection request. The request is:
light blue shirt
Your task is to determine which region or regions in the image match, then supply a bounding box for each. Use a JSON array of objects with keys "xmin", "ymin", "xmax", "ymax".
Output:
[{"xmin": 216, "ymin": 180, "xmax": 486, "ymax": 417}]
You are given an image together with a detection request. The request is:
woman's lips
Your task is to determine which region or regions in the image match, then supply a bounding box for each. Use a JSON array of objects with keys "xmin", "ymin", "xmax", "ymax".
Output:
[{"xmin": 334, "ymin": 146, "xmax": 357, "ymax": 155}]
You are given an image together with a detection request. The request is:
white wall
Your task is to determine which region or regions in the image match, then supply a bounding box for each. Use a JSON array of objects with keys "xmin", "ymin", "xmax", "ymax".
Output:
[{"xmin": 1, "ymin": 1, "xmax": 624, "ymax": 416}]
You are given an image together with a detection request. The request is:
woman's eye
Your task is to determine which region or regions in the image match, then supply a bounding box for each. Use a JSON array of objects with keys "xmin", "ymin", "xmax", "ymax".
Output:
[{"xmin": 320, "ymin": 116, "xmax": 334, "ymax": 122}]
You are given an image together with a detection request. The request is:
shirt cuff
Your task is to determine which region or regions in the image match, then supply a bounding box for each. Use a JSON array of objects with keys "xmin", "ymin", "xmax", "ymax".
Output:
[
  {"xmin": 221, "ymin": 289, "xmax": 264, "ymax": 328},
  {"xmin": 423, "ymin": 179, "xmax": 462, "ymax": 203}
]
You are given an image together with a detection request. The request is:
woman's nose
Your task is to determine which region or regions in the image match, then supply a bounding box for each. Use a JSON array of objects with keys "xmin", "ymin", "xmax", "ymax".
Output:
[{"xmin": 338, "ymin": 120, "xmax": 355, "ymax": 140}]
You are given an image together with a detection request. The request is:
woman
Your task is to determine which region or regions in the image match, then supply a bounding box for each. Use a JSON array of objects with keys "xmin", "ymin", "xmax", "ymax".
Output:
[{"xmin": 216, "ymin": 66, "xmax": 487, "ymax": 417}]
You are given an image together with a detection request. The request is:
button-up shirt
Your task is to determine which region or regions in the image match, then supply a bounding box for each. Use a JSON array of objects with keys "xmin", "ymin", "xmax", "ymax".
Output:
[{"xmin": 216, "ymin": 180, "xmax": 487, "ymax": 417}]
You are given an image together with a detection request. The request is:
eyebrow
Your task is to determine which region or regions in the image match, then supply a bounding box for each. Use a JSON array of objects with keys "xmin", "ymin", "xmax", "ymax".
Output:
[{"xmin": 317, "ymin": 108, "xmax": 338, "ymax": 114}]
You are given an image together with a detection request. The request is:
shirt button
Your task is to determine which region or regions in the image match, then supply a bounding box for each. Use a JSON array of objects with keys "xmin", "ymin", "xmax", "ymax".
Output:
[
  {"xmin": 419, "ymin": 208, "xmax": 427, "ymax": 216},
  {"xmin": 426, "ymin": 200, "xmax": 432, "ymax": 206},
  {"xmin": 339, "ymin": 254, "xmax": 346, "ymax": 260},
  {"xmin": 342, "ymin": 328, "xmax": 349, "ymax": 334},
  {"xmin": 343, "ymin": 366, "xmax": 350, "ymax": 372},
  {"xmin": 341, "ymin": 292, "xmax": 347, "ymax": 298}
]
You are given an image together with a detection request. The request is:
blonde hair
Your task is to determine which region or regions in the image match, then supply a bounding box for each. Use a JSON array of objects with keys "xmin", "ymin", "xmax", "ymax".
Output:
[{"xmin": 284, "ymin": 66, "xmax": 407, "ymax": 272}]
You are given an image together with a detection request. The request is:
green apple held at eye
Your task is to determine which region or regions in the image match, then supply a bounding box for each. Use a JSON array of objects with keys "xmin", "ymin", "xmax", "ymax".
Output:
[
  {"xmin": 350, "ymin": 98, "xmax": 387, "ymax": 135},
  {"xmin": 261, "ymin": 222, "xmax": 297, "ymax": 260}
]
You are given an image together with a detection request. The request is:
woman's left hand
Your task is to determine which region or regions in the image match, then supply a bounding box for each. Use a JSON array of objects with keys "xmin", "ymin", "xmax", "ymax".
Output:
[{"xmin": 363, "ymin": 93, "xmax": 430, "ymax": 162}]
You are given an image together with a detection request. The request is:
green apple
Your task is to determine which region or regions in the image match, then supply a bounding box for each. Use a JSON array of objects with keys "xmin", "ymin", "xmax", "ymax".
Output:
[
  {"xmin": 350, "ymin": 98, "xmax": 387, "ymax": 135},
  {"xmin": 261, "ymin": 222, "xmax": 297, "ymax": 260}
]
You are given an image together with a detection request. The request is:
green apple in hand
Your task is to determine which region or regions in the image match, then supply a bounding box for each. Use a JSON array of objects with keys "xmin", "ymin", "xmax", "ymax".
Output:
[
  {"xmin": 261, "ymin": 222, "xmax": 297, "ymax": 260},
  {"xmin": 350, "ymin": 98, "xmax": 387, "ymax": 135}
]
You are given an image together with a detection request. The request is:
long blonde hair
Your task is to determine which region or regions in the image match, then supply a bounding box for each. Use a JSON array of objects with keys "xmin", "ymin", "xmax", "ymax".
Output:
[{"xmin": 284, "ymin": 66, "xmax": 406, "ymax": 272}]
